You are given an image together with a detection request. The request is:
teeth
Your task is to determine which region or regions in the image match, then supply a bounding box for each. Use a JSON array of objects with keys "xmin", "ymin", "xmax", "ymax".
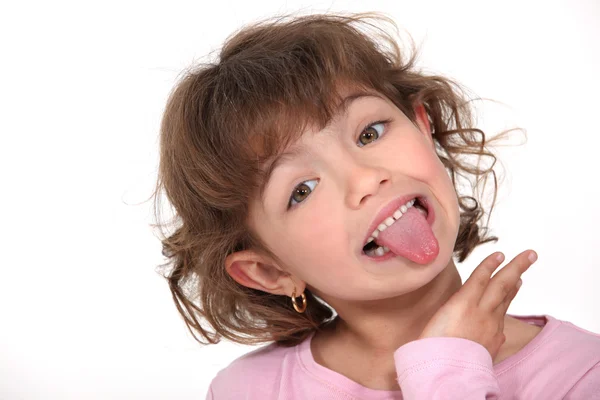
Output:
[
  {"xmin": 365, "ymin": 197, "xmax": 421, "ymax": 249},
  {"xmin": 365, "ymin": 245, "xmax": 391, "ymax": 258}
]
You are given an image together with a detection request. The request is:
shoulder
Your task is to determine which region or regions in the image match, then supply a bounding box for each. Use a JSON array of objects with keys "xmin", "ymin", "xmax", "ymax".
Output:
[
  {"xmin": 207, "ymin": 341, "xmax": 298, "ymax": 398},
  {"xmin": 554, "ymin": 316, "xmax": 600, "ymax": 374},
  {"xmin": 556, "ymin": 317, "xmax": 600, "ymax": 397},
  {"xmin": 550, "ymin": 315, "xmax": 600, "ymax": 360},
  {"xmin": 507, "ymin": 314, "xmax": 600, "ymax": 363},
  {"xmin": 499, "ymin": 314, "xmax": 600, "ymax": 396},
  {"xmin": 520, "ymin": 314, "xmax": 600, "ymax": 368}
]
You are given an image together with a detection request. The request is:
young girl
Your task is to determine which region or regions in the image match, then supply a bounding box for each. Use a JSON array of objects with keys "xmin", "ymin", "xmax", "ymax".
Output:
[{"xmin": 153, "ymin": 13, "xmax": 600, "ymax": 399}]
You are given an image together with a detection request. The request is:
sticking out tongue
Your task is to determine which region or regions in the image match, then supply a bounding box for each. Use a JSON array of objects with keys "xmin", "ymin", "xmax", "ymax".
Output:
[{"xmin": 375, "ymin": 206, "xmax": 439, "ymax": 265}]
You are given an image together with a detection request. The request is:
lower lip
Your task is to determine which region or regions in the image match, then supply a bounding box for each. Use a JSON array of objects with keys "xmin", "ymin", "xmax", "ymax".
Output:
[
  {"xmin": 366, "ymin": 250, "xmax": 397, "ymax": 261},
  {"xmin": 362, "ymin": 196, "xmax": 436, "ymax": 261}
]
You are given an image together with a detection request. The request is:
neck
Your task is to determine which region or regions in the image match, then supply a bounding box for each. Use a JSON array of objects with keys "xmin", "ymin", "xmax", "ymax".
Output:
[{"xmin": 318, "ymin": 260, "xmax": 463, "ymax": 354}]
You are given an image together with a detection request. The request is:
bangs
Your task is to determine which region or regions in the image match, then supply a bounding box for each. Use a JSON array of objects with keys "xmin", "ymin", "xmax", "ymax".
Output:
[
  {"xmin": 174, "ymin": 13, "xmax": 415, "ymax": 210},
  {"xmin": 202, "ymin": 15, "xmax": 405, "ymax": 202}
]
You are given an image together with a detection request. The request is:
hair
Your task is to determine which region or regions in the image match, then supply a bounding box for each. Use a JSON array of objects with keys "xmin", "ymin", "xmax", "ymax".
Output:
[{"xmin": 151, "ymin": 12, "xmax": 519, "ymax": 348}]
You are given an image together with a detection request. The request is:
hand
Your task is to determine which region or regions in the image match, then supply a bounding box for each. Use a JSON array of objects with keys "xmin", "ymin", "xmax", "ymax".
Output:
[{"xmin": 418, "ymin": 250, "xmax": 538, "ymax": 361}]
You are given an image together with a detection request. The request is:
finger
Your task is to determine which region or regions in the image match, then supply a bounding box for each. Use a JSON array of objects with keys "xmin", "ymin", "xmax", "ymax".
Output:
[
  {"xmin": 481, "ymin": 251, "xmax": 534, "ymax": 311},
  {"xmin": 460, "ymin": 252, "xmax": 505, "ymax": 304},
  {"xmin": 495, "ymin": 278, "xmax": 522, "ymax": 316},
  {"xmin": 480, "ymin": 250, "xmax": 537, "ymax": 311}
]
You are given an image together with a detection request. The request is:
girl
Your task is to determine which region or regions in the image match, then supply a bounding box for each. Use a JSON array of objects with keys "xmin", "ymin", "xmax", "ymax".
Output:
[{"xmin": 153, "ymin": 13, "xmax": 600, "ymax": 399}]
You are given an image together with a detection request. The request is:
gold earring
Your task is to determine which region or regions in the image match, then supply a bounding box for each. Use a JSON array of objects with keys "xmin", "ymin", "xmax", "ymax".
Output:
[{"xmin": 291, "ymin": 287, "xmax": 307, "ymax": 313}]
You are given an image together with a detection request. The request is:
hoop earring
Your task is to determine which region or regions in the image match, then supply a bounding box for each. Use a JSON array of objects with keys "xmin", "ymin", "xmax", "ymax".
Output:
[{"xmin": 291, "ymin": 287, "xmax": 307, "ymax": 313}]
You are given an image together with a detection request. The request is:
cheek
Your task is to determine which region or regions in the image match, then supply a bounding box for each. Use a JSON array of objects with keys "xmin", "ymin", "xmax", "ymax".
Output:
[
  {"xmin": 424, "ymin": 149, "xmax": 460, "ymax": 236},
  {"xmin": 388, "ymin": 134, "xmax": 437, "ymax": 175},
  {"xmin": 389, "ymin": 132, "xmax": 445, "ymax": 184},
  {"xmin": 288, "ymin": 202, "xmax": 348, "ymax": 259},
  {"xmin": 262, "ymin": 203, "xmax": 351, "ymax": 282},
  {"xmin": 261, "ymin": 202, "xmax": 347, "ymax": 258},
  {"xmin": 389, "ymin": 134, "xmax": 460, "ymax": 229}
]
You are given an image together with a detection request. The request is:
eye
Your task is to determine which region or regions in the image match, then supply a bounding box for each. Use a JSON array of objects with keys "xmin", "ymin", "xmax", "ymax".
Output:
[
  {"xmin": 357, "ymin": 120, "xmax": 390, "ymax": 147},
  {"xmin": 288, "ymin": 179, "xmax": 319, "ymax": 208}
]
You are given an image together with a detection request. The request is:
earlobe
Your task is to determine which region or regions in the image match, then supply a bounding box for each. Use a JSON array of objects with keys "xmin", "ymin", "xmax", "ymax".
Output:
[{"xmin": 225, "ymin": 250, "xmax": 302, "ymax": 296}]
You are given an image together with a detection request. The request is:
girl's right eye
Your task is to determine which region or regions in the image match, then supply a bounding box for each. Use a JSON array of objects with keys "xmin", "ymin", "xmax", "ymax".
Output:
[{"xmin": 288, "ymin": 179, "xmax": 319, "ymax": 208}]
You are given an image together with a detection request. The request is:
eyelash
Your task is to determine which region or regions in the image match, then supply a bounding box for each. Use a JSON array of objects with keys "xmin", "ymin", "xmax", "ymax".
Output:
[
  {"xmin": 286, "ymin": 118, "xmax": 393, "ymax": 209},
  {"xmin": 288, "ymin": 178, "xmax": 319, "ymax": 209},
  {"xmin": 356, "ymin": 119, "xmax": 392, "ymax": 147}
]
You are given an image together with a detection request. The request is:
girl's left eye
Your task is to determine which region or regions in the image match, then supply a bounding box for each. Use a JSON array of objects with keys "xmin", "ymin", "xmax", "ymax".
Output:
[
  {"xmin": 357, "ymin": 120, "xmax": 390, "ymax": 147},
  {"xmin": 288, "ymin": 179, "xmax": 319, "ymax": 208}
]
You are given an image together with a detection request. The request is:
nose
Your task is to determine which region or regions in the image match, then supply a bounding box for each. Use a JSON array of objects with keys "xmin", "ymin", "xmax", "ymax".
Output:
[{"xmin": 344, "ymin": 160, "xmax": 391, "ymax": 209}]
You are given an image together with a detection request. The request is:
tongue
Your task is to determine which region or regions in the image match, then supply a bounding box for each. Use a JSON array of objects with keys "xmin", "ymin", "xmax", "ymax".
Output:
[{"xmin": 375, "ymin": 207, "xmax": 439, "ymax": 265}]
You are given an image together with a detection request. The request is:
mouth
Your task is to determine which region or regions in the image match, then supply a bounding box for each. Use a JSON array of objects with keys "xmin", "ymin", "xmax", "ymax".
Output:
[{"xmin": 362, "ymin": 195, "xmax": 432, "ymax": 258}]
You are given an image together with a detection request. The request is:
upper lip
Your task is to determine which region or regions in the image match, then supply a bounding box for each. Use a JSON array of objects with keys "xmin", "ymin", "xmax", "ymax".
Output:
[{"xmin": 362, "ymin": 193, "xmax": 424, "ymax": 247}]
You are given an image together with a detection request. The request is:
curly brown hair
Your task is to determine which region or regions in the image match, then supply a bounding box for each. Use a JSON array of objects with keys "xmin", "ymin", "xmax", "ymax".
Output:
[{"xmin": 151, "ymin": 12, "xmax": 518, "ymax": 348}]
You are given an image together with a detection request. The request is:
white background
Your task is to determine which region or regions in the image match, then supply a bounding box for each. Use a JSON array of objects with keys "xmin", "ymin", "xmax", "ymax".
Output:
[{"xmin": 1, "ymin": 0, "xmax": 599, "ymax": 398}]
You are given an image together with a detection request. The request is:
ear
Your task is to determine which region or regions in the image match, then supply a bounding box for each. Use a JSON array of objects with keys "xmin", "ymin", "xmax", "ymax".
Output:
[
  {"xmin": 413, "ymin": 103, "xmax": 434, "ymax": 148},
  {"xmin": 225, "ymin": 249, "xmax": 306, "ymax": 297}
]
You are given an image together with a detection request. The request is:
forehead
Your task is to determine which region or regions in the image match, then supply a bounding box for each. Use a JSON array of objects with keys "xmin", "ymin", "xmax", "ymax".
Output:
[
  {"xmin": 280, "ymin": 92, "xmax": 392, "ymax": 153},
  {"xmin": 251, "ymin": 82, "xmax": 380, "ymax": 150}
]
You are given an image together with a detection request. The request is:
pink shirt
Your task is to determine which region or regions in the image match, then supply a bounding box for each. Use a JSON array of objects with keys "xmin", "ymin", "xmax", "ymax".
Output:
[{"xmin": 206, "ymin": 314, "xmax": 600, "ymax": 399}]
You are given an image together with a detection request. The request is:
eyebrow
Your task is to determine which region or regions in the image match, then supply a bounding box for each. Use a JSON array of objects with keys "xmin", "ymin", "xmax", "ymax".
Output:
[
  {"xmin": 258, "ymin": 92, "xmax": 381, "ymax": 202},
  {"xmin": 259, "ymin": 144, "xmax": 307, "ymax": 202}
]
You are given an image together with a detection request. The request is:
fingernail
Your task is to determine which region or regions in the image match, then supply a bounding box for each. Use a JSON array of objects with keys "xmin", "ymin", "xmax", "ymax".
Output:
[
  {"xmin": 516, "ymin": 279, "xmax": 523, "ymax": 289},
  {"xmin": 528, "ymin": 252, "xmax": 538, "ymax": 263},
  {"xmin": 496, "ymin": 253, "xmax": 505, "ymax": 262}
]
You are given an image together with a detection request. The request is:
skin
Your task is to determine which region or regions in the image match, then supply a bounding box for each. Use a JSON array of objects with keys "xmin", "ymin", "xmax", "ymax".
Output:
[{"xmin": 225, "ymin": 90, "xmax": 541, "ymax": 390}]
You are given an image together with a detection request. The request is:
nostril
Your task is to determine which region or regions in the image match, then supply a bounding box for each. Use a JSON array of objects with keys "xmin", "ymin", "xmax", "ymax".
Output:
[{"xmin": 359, "ymin": 194, "xmax": 371, "ymax": 206}]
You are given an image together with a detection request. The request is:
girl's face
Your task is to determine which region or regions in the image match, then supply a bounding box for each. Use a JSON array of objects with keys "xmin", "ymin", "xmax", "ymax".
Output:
[{"xmin": 248, "ymin": 92, "xmax": 460, "ymax": 301}]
